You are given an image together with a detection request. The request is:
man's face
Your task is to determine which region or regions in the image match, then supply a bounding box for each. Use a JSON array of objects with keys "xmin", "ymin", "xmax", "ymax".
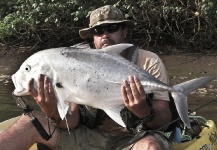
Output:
[{"xmin": 92, "ymin": 23, "xmax": 128, "ymax": 49}]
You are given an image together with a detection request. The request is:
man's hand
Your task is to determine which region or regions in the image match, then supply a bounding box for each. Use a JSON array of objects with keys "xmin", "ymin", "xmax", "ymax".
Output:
[
  {"xmin": 28, "ymin": 74, "xmax": 59, "ymax": 119},
  {"xmin": 121, "ymin": 75, "xmax": 151, "ymax": 118},
  {"xmin": 28, "ymin": 74, "xmax": 80, "ymax": 129}
]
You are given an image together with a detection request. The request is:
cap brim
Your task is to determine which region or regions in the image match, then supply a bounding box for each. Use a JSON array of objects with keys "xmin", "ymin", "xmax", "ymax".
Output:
[{"xmin": 79, "ymin": 20, "xmax": 134, "ymax": 39}]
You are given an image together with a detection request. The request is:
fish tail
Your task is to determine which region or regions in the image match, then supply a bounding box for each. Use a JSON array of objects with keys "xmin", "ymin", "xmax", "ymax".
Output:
[{"xmin": 171, "ymin": 76, "xmax": 215, "ymax": 128}]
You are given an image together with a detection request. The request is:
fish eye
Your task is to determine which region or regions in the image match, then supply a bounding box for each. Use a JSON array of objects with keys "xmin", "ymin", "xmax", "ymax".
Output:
[{"xmin": 25, "ymin": 65, "xmax": 31, "ymax": 72}]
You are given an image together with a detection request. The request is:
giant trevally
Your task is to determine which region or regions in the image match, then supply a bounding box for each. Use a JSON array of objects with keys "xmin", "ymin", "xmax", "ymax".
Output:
[{"xmin": 12, "ymin": 43, "xmax": 215, "ymax": 128}]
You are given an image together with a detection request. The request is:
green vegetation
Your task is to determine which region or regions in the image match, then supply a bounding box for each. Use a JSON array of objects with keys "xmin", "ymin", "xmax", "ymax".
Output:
[{"xmin": 0, "ymin": 0, "xmax": 217, "ymax": 52}]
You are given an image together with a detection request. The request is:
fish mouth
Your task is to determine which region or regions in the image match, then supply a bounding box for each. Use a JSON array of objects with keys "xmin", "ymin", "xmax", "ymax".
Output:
[
  {"xmin": 13, "ymin": 88, "xmax": 28, "ymax": 96},
  {"xmin": 11, "ymin": 74, "xmax": 29, "ymax": 96}
]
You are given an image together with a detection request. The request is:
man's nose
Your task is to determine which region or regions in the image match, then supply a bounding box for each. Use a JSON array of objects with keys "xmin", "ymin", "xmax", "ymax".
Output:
[{"xmin": 101, "ymin": 31, "xmax": 109, "ymax": 38}]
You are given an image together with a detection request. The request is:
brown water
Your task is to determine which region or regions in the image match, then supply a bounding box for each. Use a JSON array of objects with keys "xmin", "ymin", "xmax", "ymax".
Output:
[
  {"xmin": 0, "ymin": 80, "xmax": 39, "ymax": 122},
  {"xmin": 187, "ymin": 95, "xmax": 217, "ymax": 123},
  {"xmin": 0, "ymin": 80, "xmax": 22, "ymax": 122}
]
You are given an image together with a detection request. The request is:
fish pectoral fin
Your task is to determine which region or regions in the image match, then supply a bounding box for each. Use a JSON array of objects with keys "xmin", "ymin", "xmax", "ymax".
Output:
[
  {"xmin": 57, "ymin": 101, "xmax": 69, "ymax": 120},
  {"xmin": 55, "ymin": 86, "xmax": 70, "ymax": 120},
  {"xmin": 104, "ymin": 106, "xmax": 126, "ymax": 127}
]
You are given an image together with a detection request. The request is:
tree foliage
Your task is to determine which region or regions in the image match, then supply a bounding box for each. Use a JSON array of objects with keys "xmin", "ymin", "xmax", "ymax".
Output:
[{"xmin": 0, "ymin": 0, "xmax": 217, "ymax": 52}]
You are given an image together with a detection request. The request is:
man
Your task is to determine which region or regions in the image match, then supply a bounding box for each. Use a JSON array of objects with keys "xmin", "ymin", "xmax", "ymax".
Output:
[{"xmin": 0, "ymin": 5, "xmax": 172, "ymax": 150}]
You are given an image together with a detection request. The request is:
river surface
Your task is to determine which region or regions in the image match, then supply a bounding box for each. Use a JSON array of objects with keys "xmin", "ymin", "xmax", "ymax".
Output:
[
  {"xmin": 0, "ymin": 80, "xmax": 22, "ymax": 122},
  {"xmin": 0, "ymin": 79, "xmax": 39, "ymax": 122}
]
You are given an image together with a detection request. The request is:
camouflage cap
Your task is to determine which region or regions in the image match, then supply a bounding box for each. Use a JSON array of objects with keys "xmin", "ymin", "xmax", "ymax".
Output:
[{"xmin": 79, "ymin": 5, "xmax": 133, "ymax": 39}]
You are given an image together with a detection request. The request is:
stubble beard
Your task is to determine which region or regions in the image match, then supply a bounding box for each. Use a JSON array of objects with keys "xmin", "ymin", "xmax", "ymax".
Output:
[{"xmin": 101, "ymin": 38, "xmax": 116, "ymax": 48}]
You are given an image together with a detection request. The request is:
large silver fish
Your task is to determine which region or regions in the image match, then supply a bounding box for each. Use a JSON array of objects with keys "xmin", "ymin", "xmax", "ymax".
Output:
[{"xmin": 12, "ymin": 44, "xmax": 215, "ymax": 128}]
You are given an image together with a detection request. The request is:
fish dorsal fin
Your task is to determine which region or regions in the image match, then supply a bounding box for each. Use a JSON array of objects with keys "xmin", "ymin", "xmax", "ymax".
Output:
[
  {"xmin": 103, "ymin": 106, "xmax": 126, "ymax": 127},
  {"xmin": 101, "ymin": 43, "xmax": 134, "ymax": 54}
]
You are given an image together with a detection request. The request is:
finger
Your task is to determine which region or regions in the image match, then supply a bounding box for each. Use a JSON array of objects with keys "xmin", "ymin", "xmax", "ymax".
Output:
[
  {"xmin": 123, "ymin": 79, "xmax": 134, "ymax": 102},
  {"xmin": 47, "ymin": 78, "xmax": 56, "ymax": 100},
  {"xmin": 121, "ymin": 84, "xmax": 129, "ymax": 105},
  {"xmin": 28, "ymin": 78, "xmax": 37, "ymax": 97},
  {"xmin": 37, "ymin": 74, "xmax": 45, "ymax": 101},
  {"xmin": 133, "ymin": 76, "xmax": 146, "ymax": 97},
  {"xmin": 129, "ymin": 76, "xmax": 140, "ymax": 100},
  {"xmin": 44, "ymin": 76, "xmax": 50, "ymax": 102}
]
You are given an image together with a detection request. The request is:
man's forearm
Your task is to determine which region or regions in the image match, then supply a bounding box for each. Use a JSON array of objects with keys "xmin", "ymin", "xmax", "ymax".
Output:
[
  {"xmin": 147, "ymin": 108, "xmax": 172, "ymax": 130},
  {"xmin": 146, "ymin": 100, "xmax": 172, "ymax": 131}
]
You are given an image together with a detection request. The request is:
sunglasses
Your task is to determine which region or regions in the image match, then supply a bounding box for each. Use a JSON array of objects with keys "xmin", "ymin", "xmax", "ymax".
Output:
[{"xmin": 92, "ymin": 24, "xmax": 123, "ymax": 36}]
